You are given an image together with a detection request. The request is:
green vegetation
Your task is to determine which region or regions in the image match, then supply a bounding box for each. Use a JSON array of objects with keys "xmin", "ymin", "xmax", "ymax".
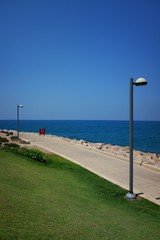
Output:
[
  {"xmin": 0, "ymin": 136, "xmax": 9, "ymax": 143},
  {"xmin": 10, "ymin": 136, "xmax": 20, "ymax": 141},
  {"xmin": 0, "ymin": 149, "xmax": 160, "ymax": 240},
  {"xmin": 10, "ymin": 136, "xmax": 30, "ymax": 144},
  {"xmin": 2, "ymin": 145, "xmax": 48, "ymax": 163},
  {"xmin": 3, "ymin": 143, "xmax": 20, "ymax": 148}
]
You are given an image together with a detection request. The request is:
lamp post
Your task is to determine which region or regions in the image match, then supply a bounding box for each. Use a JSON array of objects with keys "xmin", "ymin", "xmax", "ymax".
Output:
[
  {"xmin": 17, "ymin": 104, "xmax": 23, "ymax": 138},
  {"xmin": 126, "ymin": 78, "xmax": 147, "ymax": 200}
]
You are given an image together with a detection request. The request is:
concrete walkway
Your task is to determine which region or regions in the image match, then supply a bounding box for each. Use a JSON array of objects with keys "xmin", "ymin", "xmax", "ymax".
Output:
[{"xmin": 20, "ymin": 132, "xmax": 160, "ymax": 206}]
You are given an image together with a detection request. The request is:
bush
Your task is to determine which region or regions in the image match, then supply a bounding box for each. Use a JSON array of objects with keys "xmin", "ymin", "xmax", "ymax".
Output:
[
  {"xmin": 0, "ymin": 140, "xmax": 48, "ymax": 163},
  {"xmin": 0, "ymin": 136, "xmax": 9, "ymax": 143},
  {"xmin": 10, "ymin": 147, "xmax": 48, "ymax": 163},
  {"xmin": 3, "ymin": 143, "xmax": 20, "ymax": 148},
  {"xmin": 10, "ymin": 136, "xmax": 20, "ymax": 141},
  {"xmin": 21, "ymin": 148, "xmax": 48, "ymax": 163}
]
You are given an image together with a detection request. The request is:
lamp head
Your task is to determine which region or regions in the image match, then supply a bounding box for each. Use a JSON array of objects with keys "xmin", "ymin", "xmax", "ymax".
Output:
[
  {"xmin": 134, "ymin": 78, "xmax": 148, "ymax": 86},
  {"xmin": 18, "ymin": 104, "xmax": 23, "ymax": 108}
]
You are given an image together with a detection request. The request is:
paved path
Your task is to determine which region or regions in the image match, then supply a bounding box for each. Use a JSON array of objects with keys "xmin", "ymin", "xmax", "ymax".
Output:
[{"xmin": 20, "ymin": 132, "xmax": 160, "ymax": 206}]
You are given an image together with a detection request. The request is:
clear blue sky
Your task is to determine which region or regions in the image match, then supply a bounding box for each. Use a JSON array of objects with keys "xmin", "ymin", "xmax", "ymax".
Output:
[{"xmin": 0, "ymin": 0, "xmax": 159, "ymax": 120}]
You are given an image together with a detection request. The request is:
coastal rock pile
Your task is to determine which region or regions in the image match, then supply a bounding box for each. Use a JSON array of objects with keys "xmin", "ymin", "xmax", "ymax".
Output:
[
  {"xmin": 49, "ymin": 135, "xmax": 160, "ymax": 169},
  {"xmin": 1, "ymin": 130, "xmax": 159, "ymax": 169}
]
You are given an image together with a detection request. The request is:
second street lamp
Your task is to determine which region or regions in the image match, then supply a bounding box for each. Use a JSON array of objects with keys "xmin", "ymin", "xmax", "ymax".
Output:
[
  {"xmin": 17, "ymin": 104, "xmax": 23, "ymax": 138},
  {"xmin": 126, "ymin": 78, "xmax": 147, "ymax": 200}
]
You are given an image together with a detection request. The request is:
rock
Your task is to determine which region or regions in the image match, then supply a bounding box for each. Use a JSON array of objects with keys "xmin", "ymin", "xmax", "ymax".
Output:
[
  {"xmin": 118, "ymin": 151, "xmax": 128, "ymax": 158},
  {"xmin": 79, "ymin": 140, "xmax": 85, "ymax": 144},
  {"xmin": 133, "ymin": 150, "xmax": 140, "ymax": 157},
  {"xmin": 95, "ymin": 143, "xmax": 103, "ymax": 149},
  {"xmin": 111, "ymin": 145, "xmax": 121, "ymax": 154},
  {"xmin": 83, "ymin": 142, "xmax": 89, "ymax": 147},
  {"xmin": 124, "ymin": 146, "xmax": 130, "ymax": 153},
  {"xmin": 101, "ymin": 144, "xmax": 112, "ymax": 151},
  {"xmin": 151, "ymin": 154, "xmax": 159, "ymax": 161},
  {"xmin": 134, "ymin": 154, "xmax": 143, "ymax": 160},
  {"xmin": 156, "ymin": 154, "xmax": 160, "ymax": 159}
]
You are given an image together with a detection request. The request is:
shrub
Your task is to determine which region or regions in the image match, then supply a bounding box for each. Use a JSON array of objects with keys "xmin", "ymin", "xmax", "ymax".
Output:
[
  {"xmin": 0, "ymin": 141, "xmax": 48, "ymax": 164},
  {"xmin": 10, "ymin": 136, "xmax": 20, "ymax": 141},
  {"xmin": 3, "ymin": 143, "xmax": 20, "ymax": 148},
  {"xmin": 11, "ymin": 147, "xmax": 48, "ymax": 163},
  {"xmin": 22, "ymin": 148, "xmax": 48, "ymax": 163},
  {"xmin": 0, "ymin": 136, "xmax": 9, "ymax": 143}
]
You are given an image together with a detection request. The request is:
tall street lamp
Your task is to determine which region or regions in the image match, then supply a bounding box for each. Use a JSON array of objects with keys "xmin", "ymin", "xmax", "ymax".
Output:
[
  {"xmin": 17, "ymin": 104, "xmax": 23, "ymax": 138},
  {"xmin": 126, "ymin": 78, "xmax": 148, "ymax": 200}
]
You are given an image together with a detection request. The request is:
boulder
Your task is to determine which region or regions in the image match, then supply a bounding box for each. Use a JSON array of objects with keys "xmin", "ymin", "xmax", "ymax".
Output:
[
  {"xmin": 95, "ymin": 143, "xmax": 104, "ymax": 149},
  {"xmin": 118, "ymin": 151, "xmax": 128, "ymax": 158},
  {"xmin": 124, "ymin": 146, "xmax": 130, "ymax": 153},
  {"xmin": 101, "ymin": 144, "xmax": 112, "ymax": 151},
  {"xmin": 111, "ymin": 145, "xmax": 121, "ymax": 155}
]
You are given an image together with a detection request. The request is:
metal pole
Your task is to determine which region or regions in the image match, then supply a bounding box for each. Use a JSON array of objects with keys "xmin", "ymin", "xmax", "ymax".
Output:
[
  {"xmin": 129, "ymin": 78, "xmax": 133, "ymax": 193},
  {"xmin": 17, "ymin": 105, "xmax": 19, "ymax": 138},
  {"xmin": 126, "ymin": 78, "xmax": 136, "ymax": 200}
]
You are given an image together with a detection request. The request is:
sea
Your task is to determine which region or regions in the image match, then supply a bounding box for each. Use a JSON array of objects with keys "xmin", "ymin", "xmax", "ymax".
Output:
[{"xmin": 0, "ymin": 120, "xmax": 160, "ymax": 154}]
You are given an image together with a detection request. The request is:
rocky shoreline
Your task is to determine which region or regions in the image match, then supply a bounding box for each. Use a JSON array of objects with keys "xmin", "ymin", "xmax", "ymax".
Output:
[
  {"xmin": 1, "ymin": 130, "xmax": 160, "ymax": 169},
  {"xmin": 42, "ymin": 133, "xmax": 160, "ymax": 169}
]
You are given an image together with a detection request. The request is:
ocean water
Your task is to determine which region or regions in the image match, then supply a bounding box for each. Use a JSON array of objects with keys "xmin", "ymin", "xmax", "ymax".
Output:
[{"xmin": 0, "ymin": 120, "xmax": 160, "ymax": 154}]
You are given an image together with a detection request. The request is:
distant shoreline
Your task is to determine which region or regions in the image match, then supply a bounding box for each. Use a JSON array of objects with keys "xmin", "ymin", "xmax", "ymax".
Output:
[{"xmin": 0, "ymin": 120, "xmax": 160, "ymax": 154}]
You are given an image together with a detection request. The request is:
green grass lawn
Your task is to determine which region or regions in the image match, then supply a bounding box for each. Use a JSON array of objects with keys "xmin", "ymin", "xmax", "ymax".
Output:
[{"xmin": 0, "ymin": 149, "xmax": 160, "ymax": 240}]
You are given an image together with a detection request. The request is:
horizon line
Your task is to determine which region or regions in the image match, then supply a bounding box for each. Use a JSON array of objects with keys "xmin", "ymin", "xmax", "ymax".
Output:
[{"xmin": 0, "ymin": 119, "xmax": 160, "ymax": 122}]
